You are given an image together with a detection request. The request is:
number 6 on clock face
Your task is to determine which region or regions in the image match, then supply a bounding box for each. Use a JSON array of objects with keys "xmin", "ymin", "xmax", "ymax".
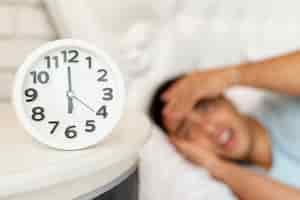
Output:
[{"xmin": 13, "ymin": 39, "xmax": 125, "ymax": 150}]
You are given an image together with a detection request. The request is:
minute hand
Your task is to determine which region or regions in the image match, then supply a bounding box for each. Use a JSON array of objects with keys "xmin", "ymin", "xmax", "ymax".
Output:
[{"xmin": 67, "ymin": 66, "xmax": 74, "ymax": 114}]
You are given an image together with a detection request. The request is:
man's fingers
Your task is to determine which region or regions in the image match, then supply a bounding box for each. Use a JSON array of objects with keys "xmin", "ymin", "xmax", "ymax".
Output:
[
  {"xmin": 162, "ymin": 101, "xmax": 186, "ymax": 133},
  {"xmin": 163, "ymin": 87, "xmax": 201, "ymax": 118},
  {"xmin": 163, "ymin": 97, "xmax": 194, "ymax": 118},
  {"xmin": 163, "ymin": 112, "xmax": 181, "ymax": 133},
  {"xmin": 163, "ymin": 103, "xmax": 202, "ymax": 138},
  {"xmin": 169, "ymin": 136, "xmax": 190, "ymax": 153},
  {"xmin": 174, "ymin": 95, "xmax": 194, "ymax": 115},
  {"xmin": 170, "ymin": 136, "xmax": 203, "ymax": 157},
  {"xmin": 163, "ymin": 103, "xmax": 193, "ymax": 136},
  {"xmin": 162, "ymin": 99, "xmax": 179, "ymax": 116},
  {"xmin": 161, "ymin": 80, "xmax": 182, "ymax": 101},
  {"xmin": 161, "ymin": 75, "xmax": 188, "ymax": 101},
  {"xmin": 170, "ymin": 136, "xmax": 206, "ymax": 165},
  {"xmin": 161, "ymin": 88, "xmax": 172, "ymax": 101}
]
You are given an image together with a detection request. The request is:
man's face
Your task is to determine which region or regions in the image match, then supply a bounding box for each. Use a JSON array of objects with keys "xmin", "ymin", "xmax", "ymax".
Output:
[{"xmin": 163, "ymin": 97, "xmax": 253, "ymax": 160}]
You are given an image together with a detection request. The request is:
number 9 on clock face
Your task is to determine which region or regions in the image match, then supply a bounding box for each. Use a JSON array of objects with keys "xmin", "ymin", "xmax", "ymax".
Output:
[{"xmin": 13, "ymin": 39, "xmax": 125, "ymax": 150}]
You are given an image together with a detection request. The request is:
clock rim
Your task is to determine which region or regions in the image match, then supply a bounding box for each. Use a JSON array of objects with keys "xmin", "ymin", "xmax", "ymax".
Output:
[{"xmin": 12, "ymin": 39, "xmax": 126, "ymax": 150}]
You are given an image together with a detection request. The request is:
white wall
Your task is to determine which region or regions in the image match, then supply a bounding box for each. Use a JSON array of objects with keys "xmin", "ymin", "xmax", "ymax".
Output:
[
  {"xmin": 0, "ymin": 0, "xmax": 56, "ymax": 102},
  {"xmin": 2, "ymin": 0, "xmax": 300, "ymax": 101}
]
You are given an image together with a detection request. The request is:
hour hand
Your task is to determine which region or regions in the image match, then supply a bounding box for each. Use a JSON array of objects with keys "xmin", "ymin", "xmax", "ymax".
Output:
[
  {"xmin": 67, "ymin": 92, "xmax": 74, "ymax": 114},
  {"xmin": 72, "ymin": 94, "xmax": 95, "ymax": 113}
]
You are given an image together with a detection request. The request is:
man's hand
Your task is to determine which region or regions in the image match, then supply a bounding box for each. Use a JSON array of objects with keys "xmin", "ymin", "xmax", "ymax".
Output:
[
  {"xmin": 170, "ymin": 134, "xmax": 223, "ymax": 177},
  {"xmin": 162, "ymin": 68, "xmax": 239, "ymax": 129}
]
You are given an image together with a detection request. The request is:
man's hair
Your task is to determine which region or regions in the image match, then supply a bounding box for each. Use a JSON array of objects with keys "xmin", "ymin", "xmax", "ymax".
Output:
[{"xmin": 148, "ymin": 77, "xmax": 180, "ymax": 132}]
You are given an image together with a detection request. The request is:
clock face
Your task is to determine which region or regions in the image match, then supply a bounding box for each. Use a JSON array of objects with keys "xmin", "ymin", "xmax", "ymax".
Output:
[{"xmin": 13, "ymin": 40, "xmax": 125, "ymax": 150}]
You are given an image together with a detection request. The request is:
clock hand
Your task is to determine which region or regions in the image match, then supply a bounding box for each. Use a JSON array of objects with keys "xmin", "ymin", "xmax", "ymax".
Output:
[
  {"xmin": 67, "ymin": 66, "xmax": 74, "ymax": 114},
  {"xmin": 72, "ymin": 94, "xmax": 96, "ymax": 113},
  {"xmin": 67, "ymin": 94, "xmax": 74, "ymax": 114},
  {"xmin": 67, "ymin": 66, "xmax": 73, "ymax": 91}
]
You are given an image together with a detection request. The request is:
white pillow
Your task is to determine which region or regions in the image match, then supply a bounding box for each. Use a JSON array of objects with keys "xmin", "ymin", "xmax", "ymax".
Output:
[{"xmin": 139, "ymin": 126, "xmax": 237, "ymax": 200}]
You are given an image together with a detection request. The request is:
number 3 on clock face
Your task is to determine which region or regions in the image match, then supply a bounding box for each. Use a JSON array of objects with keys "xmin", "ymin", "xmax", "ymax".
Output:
[{"xmin": 13, "ymin": 39, "xmax": 125, "ymax": 150}]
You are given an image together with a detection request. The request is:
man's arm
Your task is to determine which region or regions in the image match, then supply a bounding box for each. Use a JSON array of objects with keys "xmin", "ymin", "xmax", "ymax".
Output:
[
  {"xmin": 162, "ymin": 50, "xmax": 300, "ymax": 122},
  {"xmin": 215, "ymin": 161, "xmax": 300, "ymax": 200},
  {"xmin": 170, "ymin": 120, "xmax": 300, "ymax": 200},
  {"xmin": 237, "ymin": 51, "xmax": 300, "ymax": 95},
  {"xmin": 172, "ymin": 138, "xmax": 300, "ymax": 200}
]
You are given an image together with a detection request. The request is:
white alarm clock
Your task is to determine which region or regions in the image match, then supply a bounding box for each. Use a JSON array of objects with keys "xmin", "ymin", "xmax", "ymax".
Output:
[{"xmin": 13, "ymin": 39, "xmax": 125, "ymax": 150}]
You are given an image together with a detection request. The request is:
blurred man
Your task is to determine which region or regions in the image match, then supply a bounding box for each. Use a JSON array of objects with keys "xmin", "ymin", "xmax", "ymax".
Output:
[{"xmin": 150, "ymin": 51, "xmax": 300, "ymax": 199}]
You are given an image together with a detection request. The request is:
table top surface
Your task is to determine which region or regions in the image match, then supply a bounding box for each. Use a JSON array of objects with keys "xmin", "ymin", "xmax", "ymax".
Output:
[{"xmin": 0, "ymin": 103, "xmax": 151, "ymax": 197}]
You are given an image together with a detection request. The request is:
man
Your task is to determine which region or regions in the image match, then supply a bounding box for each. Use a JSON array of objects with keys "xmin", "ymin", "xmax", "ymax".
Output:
[{"xmin": 150, "ymin": 50, "xmax": 300, "ymax": 199}]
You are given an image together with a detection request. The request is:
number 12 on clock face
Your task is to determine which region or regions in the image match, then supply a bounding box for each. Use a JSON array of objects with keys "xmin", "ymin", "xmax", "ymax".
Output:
[{"xmin": 14, "ymin": 40, "xmax": 125, "ymax": 150}]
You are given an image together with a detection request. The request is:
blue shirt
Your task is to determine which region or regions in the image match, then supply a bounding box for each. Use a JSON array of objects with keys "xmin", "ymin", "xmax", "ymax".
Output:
[{"xmin": 254, "ymin": 94, "xmax": 300, "ymax": 188}]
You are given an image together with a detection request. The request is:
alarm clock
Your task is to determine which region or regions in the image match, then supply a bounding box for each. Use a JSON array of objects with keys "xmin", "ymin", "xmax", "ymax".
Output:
[{"xmin": 13, "ymin": 39, "xmax": 125, "ymax": 150}]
